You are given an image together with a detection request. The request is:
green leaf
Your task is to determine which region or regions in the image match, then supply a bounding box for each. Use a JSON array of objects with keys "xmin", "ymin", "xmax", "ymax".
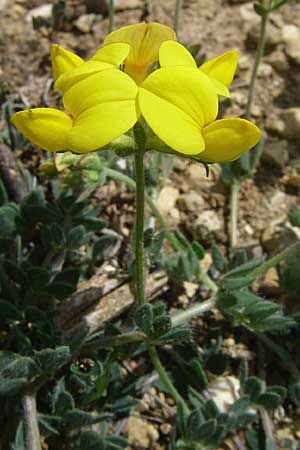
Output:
[
  {"xmin": 244, "ymin": 377, "xmax": 265, "ymax": 400},
  {"xmin": 53, "ymin": 390, "xmax": 75, "ymax": 415},
  {"xmin": 222, "ymin": 275, "xmax": 255, "ymax": 290},
  {"xmin": 0, "ymin": 378, "xmax": 27, "ymax": 396},
  {"xmin": 34, "ymin": 346, "xmax": 71, "ymax": 373},
  {"xmin": 191, "ymin": 417, "xmax": 217, "ymax": 441},
  {"xmin": 204, "ymin": 399, "xmax": 219, "ymax": 419},
  {"xmin": 49, "ymin": 223, "xmax": 66, "ymax": 249},
  {"xmin": 0, "ymin": 204, "xmax": 19, "ymax": 237},
  {"xmin": 0, "ymin": 300, "xmax": 23, "ymax": 321},
  {"xmin": 0, "ymin": 177, "xmax": 8, "ymax": 206},
  {"xmin": 152, "ymin": 315, "xmax": 172, "ymax": 337},
  {"xmin": 254, "ymin": 2, "xmax": 267, "ymax": 17},
  {"xmin": 64, "ymin": 409, "xmax": 110, "ymax": 429},
  {"xmin": 67, "ymin": 225, "xmax": 86, "ymax": 248},
  {"xmin": 266, "ymin": 386, "xmax": 286, "ymax": 402},
  {"xmin": 288, "ymin": 207, "xmax": 300, "ymax": 228},
  {"xmin": 256, "ymin": 392, "xmax": 282, "ymax": 409},
  {"xmin": 80, "ymin": 431, "xmax": 107, "ymax": 450},
  {"xmin": 1, "ymin": 356, "xmax": 39, "ymax": 380},
  {"xmin": 134, "ymin": 304, "xmax": 153, "ymax": 335},
  {"xmin": 228, "ymin": 397, "xmax": 251, "ymax": 416},
  {"xmin": 212, "ymin": 244, "xmax": 227, "ymax": 273},
  {"xmin": 189, "ymin": 359, "xmax": 208, "ymax": 388},
  {"xmin": 192, "ymin": 241, "xmax": 205, "ymax": 261}
]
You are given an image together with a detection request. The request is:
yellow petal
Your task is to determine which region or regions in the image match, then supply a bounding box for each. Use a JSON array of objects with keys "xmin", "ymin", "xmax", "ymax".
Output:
[
  {"xmin": 159, "ymin": 40, "xmax": 197, "ymax": 68},
  {"xmin": 198, "ymin": 118, "xmax": 262, "ymax": 163},
  {"xmin": 90, "ymin": 42, "xmax": 130, "ymax": 66},
  {"xmin": 200, "ymin": 50, "xmax": 238, "ymax": 88},
  {"xmin": 138, "ymin": 87, "xmax": 205, "ymax": 155},
  {"xmin": 51, "ymin": 44, "xmax": 83, "ymax": 80},
  {"xmin": 104, "ymin": 22, "xmax": 176, "ymax": 84},
  {"xmin": 54, "ymin": 60, "xmax": 113, "ymax": 92},
  {"xmin": 11, "ymin": 108, "xmax": 73, "ymax": 152},
  {"xmin": 140, "ymin": 67, "xmax": 218, "ymax": 127},
  {"xmin": 67, "ymin": 101, "xmax": 138, "ymax": 153},
  {"xmin": 62, "ymin": 68, "xmax": 138, "ymax": 118},
  {"xmin": 139, "ymin": 67, "xmax": 218, "ymax": 155}
]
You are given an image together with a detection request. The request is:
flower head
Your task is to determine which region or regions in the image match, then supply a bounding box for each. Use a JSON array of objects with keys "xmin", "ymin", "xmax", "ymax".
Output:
[
  {"xmin": 12, "ymin": 68, "xmax": 138, "ymax": 153},
  {"xmin": 159, "ymin": 40, "xmax": 238, "ymax": 97},
  {"xmin": 138, "ymin": 66, "xmax": 261, "ymax": 162},
  {"xmin": 104, "ymin": 22, "xmax": 176, "ymax": 85},
  {"xmin": 51, "ymin": 42, "xmax": 131, "ymax": 79}
]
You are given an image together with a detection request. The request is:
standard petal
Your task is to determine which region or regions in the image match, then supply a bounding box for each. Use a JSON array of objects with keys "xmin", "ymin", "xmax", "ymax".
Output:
[
  {"xmin": 63, "ymin": 69, "xmax": 138, "ymax": 118},
  {"xmin": 199, "ymin": 50, "xmax": 238, "ymax": 88},
  {"xmin": 140, "ymin": 67, "xmax": 218, "ymax": 128},
  {"xmin": 138, "ymin": 87, "xmax": 205, "ymax": 155},
  {"xmin": 104, "ymin": 22, "xmax": 176, "ymax": 84},
  {"xmin": 51, "ymin": 44, "xmax": 83, "ymax": 80},
  {"xmin": 11, "ymin": 108, "xmax": 73, "ymax": 152},
  {"xmin": 198, "ymin": 118, "xmax": 262, "ymax": 162},
  {"xmin": 67, "ymin": 101, "xmax": 138, "ymax": 153},
  {"xmin": 159, "ymin": 41, "xmax": 197, "ymax": 68},
  {"xmin": 90, "ymin": 42, "xmax": 130, "ymax": 66},
  {"xmin": 54, "ymin": 60, "xmax": 113, "ymax": 92}
]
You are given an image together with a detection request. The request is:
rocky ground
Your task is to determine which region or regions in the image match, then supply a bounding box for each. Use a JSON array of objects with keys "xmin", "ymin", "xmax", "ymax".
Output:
[{"xmin": 1, "ymin": 0, "xmax": 300, "ymax": 448}]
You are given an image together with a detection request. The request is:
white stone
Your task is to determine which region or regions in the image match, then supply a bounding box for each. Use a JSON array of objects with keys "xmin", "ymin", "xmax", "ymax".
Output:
[
  {"xmin": 197, "ymin": 210, "xmax": 222, "ymax": 232},
  {"xmin": 25, "ymin": 3, "xmax": 52, "ymax": 22},
  {"xmin": 282, "ymin": 24, "xmax": 300, "ymax": 65}
]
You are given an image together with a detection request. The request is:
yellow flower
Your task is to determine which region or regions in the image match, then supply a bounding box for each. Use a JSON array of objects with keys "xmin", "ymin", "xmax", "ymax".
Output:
[
  {"xmin": 51, "ymin": 42, "xmax": 130, "ymax": 83},
  {"xmin": 159, "ymin": 40, "xmax": 238, "ymax": 97},
  {"xmin": 104, "ymin": 22, "xmax": 176, "ymax": 85},
  {"xmin": 11, "ymin": 68, "xmax": 138, "ymax": 153},
  {"xmin": 138, "ymin": 66, "xmax": 261, "ymax": 162}
]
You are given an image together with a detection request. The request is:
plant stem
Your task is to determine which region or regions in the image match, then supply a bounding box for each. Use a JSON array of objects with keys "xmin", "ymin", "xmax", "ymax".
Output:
[
  {"xmin": 105, "ymin": 167, "xmax": 218, "ymax": 291},
  {"xmin": 251, "ymin": 240, "xmax": 300, "ymax": 277},
  {"xmin": 148, "ymin": 345, "xmax": 189, "ymax": 415},
  {"xmin": 81, "ymin": 330, "xmax": 145, "ymax": 353},
  {"xmin": 134, "ymin": 153, "xmax": 146, "ymax": 306},
  {"xmin": 108, "ymin": 0, "xmax": 114, "ymax": 33},
  {"xmin": 174, "ymin": 0, "xmax": 183, "ymax": 35},
  {"xmin": 22, "ymin": 391, "xmax": 42, "ymax": 450},
  {"xmin": 172, "ymin": 296, "xmax": 217, "ymax": 326},
  {"xmin": 230, "ymin": 178, "xmax": 240, "ymax": 249},
  {"xmin": 245, "ymin": 10, "xmax": 269, "ymax": 119}
]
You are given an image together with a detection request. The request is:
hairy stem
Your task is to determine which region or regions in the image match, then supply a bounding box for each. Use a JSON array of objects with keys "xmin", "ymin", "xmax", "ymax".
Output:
[
  {"xmin": 134, "ymin": 153, "xmax": 146, "ymax": 306},
  {"xmin": 108, "ymin": 0, "xmax": 114, "ymax": 33},
  {"xmin": 105, "ymin": 167, "xmax": 218, "ymax": 291},
  {"xmin": 230, "ymin": 179, "xmax": 240, "ymax": 249},
  {"xmin": 22, "ymin": 391, "xmax": 42, "ymax": 450},
  {"xmin": 172, "ymin": 296, "xmax": 217, "ymax": 326},
  {"xmin": 174, "ymin": 0, "xmax": 183, "ymax": 35},
  {"xmin": 252, "ymin": 240, "xmax": 300, "ymax": 277},
  {"xmin": 148, "ymin": 345, "xmax": 189, "ymax": 415},
  {"xmin": 134, "ymin": 151, "xmax": 190, "ymax": 415},
  {"xmin": 245, "ymin": 10, "xmax": 268, "ymax": 119}
]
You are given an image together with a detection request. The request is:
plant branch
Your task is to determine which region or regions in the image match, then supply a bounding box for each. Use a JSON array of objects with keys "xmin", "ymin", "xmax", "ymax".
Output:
[
  {"xmin": 134, "ymin": 153, "xmax": 146, "ymax": 306},
  {"xmin": 105, "ymin": 167, "xmax": 218, "ymax": 291},
  {"xmin": 22, "ymin": 391, "xmax": 42, "ymax": 450},
  {"xmin": 230, "ymin": 178, "xmax": 240, "ymax": 249},
  {"xmin": 251, "ymin": 240, "xmax": 300, "ymax": 277},
  {"xmin": 148, "ymin": 345, "xmax": 190, "ymax": 415},
  {"xmin": 245, "ymin": 10, "xmax": 268, "ymax": 119},
  {"xmin": 108, "ymin": 0, "xmax": 114, "ymax": 33},
  {"xmin": 174, "ymin": 0, "xmax": 183, "ymax": 35},
  {"xmin": 171, "ymin": 296, "xmax": 217, "ymax": 326}
]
